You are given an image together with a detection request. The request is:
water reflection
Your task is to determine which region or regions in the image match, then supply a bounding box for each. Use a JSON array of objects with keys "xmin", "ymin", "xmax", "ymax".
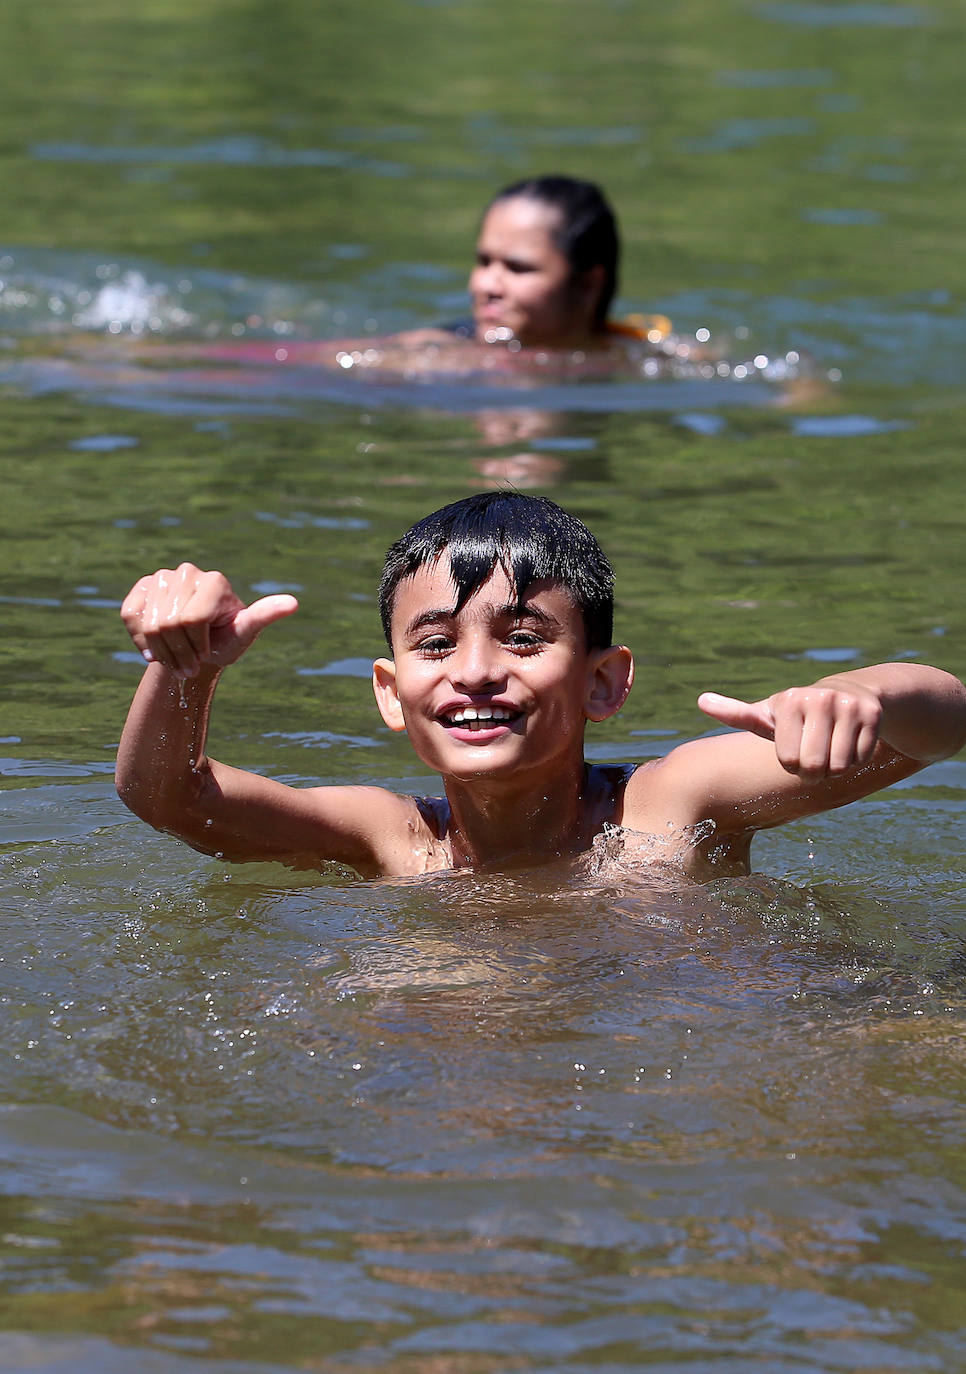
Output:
[
  {"xmin": 758, "ymin": 3, "xmax": 931, "ymax": 27},
  {"xmin": 1, "ymin": 807, "xmax": 963, "ymax": 1362},
  {"xmin": 31, "ymin": 137, "xmax": 409, "ymax": 178}
]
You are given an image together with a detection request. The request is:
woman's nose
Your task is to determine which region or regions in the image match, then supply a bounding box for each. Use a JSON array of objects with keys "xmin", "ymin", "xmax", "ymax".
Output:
[{"xmin": 472, "ymin": 262, "xmax": 503, "ymax": 297}]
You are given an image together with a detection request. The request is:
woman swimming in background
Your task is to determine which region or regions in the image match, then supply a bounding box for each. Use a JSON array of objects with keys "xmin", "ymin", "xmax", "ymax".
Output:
[
  {"xmin": 311, "ymin": 174, "xmax": 680, "ymax": 373},
  {"xmin": 72, "ymin": 173, "xmax": 808, "ymax": 391},
  {"xmin": 224, "ymin": 173, "xmax": 803, "ymax": 385},
  {"xmin": 150, "ymin": 175, "xmax": 690, "ymax": 378},
  {"xmin": 424, "ymin": 174, "xmax": 667, "ymax": 352}
]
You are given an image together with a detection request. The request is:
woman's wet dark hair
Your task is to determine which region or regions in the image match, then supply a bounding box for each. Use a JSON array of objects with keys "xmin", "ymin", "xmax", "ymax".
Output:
[
  {"xmin": 379, "ymin": 491, "xmax": 615, "ymax": 650},
  {"xmin": 489, "ymin": 175, "xmax": 619, "ymax": 329}
]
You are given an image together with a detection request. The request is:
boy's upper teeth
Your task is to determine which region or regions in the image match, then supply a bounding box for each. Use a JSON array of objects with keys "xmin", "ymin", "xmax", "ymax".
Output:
[{"xmin": 450, "ymin": 706, "xmax": 512, "ymax": 723}]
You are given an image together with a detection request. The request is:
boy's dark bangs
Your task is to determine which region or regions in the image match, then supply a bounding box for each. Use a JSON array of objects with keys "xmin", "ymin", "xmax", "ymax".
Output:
[
  {"xmin": 446, "ymin": 527, "xmax": 542, "ymax": 620},
  {"xmin": 379, "ymin": 493, "xmax": 614, "ymax": 648}
]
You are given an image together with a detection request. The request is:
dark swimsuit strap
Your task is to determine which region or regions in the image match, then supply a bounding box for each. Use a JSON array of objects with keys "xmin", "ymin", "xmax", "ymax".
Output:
[{"xmin": 416, "ymin": 762, "xmax": 636, "ymax": 846}]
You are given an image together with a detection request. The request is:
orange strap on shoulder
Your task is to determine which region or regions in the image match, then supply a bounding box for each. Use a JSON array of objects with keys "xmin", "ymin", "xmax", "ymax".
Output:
[{"xmin": 606, "ymin": 313, "xmax": 673, "ymax": 342}]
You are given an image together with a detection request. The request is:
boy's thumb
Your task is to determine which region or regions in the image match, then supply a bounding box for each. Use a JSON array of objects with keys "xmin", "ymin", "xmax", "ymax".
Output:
[
  {"xmin": 698, "ymin": 691, "xmax": 776, "ymax": 740},
  {"xmin": 234, "ymin": 594, "xmax": 299, "ymax": 643}
]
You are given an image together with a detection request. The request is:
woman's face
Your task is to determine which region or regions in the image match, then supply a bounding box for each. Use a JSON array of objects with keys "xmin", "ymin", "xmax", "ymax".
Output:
[{"xmin": 469, "ymin": 197, "xmax": 600, "ymax": 348}]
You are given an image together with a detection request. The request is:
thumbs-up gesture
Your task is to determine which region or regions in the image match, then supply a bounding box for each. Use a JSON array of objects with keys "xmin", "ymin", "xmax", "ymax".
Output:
[
  {"xmin": 698, "ymin": 681, "xmax": 882, "ymax": 781},
  {"xmin": 120, "ymin": 563, "xmax": 298, "ymax": 678}
]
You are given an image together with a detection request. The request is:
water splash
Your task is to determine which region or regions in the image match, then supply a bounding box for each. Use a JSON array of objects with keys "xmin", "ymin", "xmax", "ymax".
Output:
[
  {"xmin": 0, "ymin": 247, "xmax": 333, "ymax": 339},
  {"xmin": 585, "ymin": 820, "xmax": 717, "ymax": 878}
]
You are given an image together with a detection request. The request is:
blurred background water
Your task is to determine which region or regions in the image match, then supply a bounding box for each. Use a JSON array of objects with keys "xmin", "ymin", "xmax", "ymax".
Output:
[{"xmin": 1, "ymin": 1, "xmax": 965, "ymax": 1369}]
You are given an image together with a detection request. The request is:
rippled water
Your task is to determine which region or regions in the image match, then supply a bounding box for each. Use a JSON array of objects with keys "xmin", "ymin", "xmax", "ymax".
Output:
[{"xmin": 1, "ymin": 0, "xmax": 965, "ymax": 1369}]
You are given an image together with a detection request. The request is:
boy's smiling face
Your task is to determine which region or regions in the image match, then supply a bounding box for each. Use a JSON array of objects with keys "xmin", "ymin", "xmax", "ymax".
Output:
[{"xmin": 373, "ymin": 556, "xmax": 632, "ymax": 786}]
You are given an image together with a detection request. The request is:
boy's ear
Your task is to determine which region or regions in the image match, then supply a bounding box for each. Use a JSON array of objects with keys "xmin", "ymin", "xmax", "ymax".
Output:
[
  {"xmin": 372, "ymin": 657, "xmax": 407, "ymax": 732},
  {"xmin": 585, "ymin": 645, "xmax": 634, "ymax": 722}
]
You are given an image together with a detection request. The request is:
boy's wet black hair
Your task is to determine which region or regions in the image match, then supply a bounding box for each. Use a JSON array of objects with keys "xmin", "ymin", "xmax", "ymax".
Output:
[
  {"xmin": 489, "ymin": 175, "xmax": 619, "ymax": 329},
  {"xmin": 379, "ymin": 491, "xmax": 615, "ymax": 650}
]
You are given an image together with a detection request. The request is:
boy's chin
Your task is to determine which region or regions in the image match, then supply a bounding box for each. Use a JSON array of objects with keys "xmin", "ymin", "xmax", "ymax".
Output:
[
  {"xmin": 412, "ymin": 735, "xmax": 521, "ymax": 779},
  {"xmin": 423, "ymin": 750, "xmax": 517, "ymax": 780},
  {"xmin": 415, "ymin": 735, "xmax": 578, "ymax": 789}
]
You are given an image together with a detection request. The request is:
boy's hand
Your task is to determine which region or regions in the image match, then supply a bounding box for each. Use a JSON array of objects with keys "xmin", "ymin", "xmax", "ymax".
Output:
[
  {"xmin": 120, "ymin": 563, "xmax": 298, "ymax": 678},
  {"xmin": 697, "ymin": 681, "xmax": 882, "ymax": 780}
]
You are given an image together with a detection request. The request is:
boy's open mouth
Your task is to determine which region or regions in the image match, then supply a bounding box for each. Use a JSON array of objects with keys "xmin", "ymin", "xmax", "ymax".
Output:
[{"xmin": 439, "ymin": 705, "xmax": 522, "ymax": 732}]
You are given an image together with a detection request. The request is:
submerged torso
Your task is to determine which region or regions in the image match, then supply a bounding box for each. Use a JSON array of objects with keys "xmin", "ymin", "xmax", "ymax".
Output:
[{"xmin": 396, "ymin": 760, "xmax": 752, "ymax": 883}]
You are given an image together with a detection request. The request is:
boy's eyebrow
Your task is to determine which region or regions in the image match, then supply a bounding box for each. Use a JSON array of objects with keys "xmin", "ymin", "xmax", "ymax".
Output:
[
  {"xmin": 497, "ymin": 601, "xmax": 560, "ymax": 628},
  {"xmin": 401, "ymin": 601, "xmax": 561, "ymax": 639},
  {"xmin": 402, "ymin": 606, "xmax": 459, "ymax": 638}
]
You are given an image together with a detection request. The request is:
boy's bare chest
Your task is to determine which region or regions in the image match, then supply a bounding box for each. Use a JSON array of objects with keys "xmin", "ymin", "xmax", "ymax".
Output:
[{"xmin": 385, "ymin": 764, "xmax": 747, "ymax": 879}]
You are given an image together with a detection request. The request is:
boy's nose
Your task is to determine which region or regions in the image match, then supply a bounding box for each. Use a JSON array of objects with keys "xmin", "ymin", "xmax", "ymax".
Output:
[{"xmin": 450, "ymin": 639, "xmax": 505, "ymax": 693}]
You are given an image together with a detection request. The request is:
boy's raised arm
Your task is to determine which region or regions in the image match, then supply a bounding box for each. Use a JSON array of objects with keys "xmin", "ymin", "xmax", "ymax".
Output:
[
  {"xmin": 638, "ymin": 662, "xmax": 966, "ymax": 840},
  {"xmin": 115, "ymin": 564, "xmax": 413, "ymax": 875},
  {"xmin": 699, "ymin": 662, "xmax": 966, "ymax": 775}
]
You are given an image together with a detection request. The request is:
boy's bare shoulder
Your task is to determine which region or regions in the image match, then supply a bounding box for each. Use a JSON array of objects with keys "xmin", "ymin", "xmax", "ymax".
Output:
[
  {"xmin": 274, "ymin": 781, "xmax": 451, "ymax": 878},
  {"xmin": 619, "ymin": 745, "xmax": 713, "ymax": 834},
  {"xmin": 363, "ymin": 788, "xmax": 454, "ymax": 876}
]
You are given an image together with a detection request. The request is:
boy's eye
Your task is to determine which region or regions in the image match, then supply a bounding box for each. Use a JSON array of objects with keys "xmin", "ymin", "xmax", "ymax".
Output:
[
  {"xmin": 417, "ymin": 635, "xmax": 453, "ymax": 656},
  {"xmin": 506, "ymin": 630, "xmax": 543, "ymax": 650}
]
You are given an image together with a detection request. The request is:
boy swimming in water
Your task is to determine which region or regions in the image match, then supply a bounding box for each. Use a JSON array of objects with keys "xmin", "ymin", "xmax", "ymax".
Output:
[{"xmin": 116, "ymin": 491, "xmax": 966, "ymax": 879}]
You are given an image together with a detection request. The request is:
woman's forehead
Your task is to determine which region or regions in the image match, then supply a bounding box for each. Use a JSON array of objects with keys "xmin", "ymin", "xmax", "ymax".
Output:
[{"xmin": 479, "ymin": 197, "xmax": 563, "ymax": 247}]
